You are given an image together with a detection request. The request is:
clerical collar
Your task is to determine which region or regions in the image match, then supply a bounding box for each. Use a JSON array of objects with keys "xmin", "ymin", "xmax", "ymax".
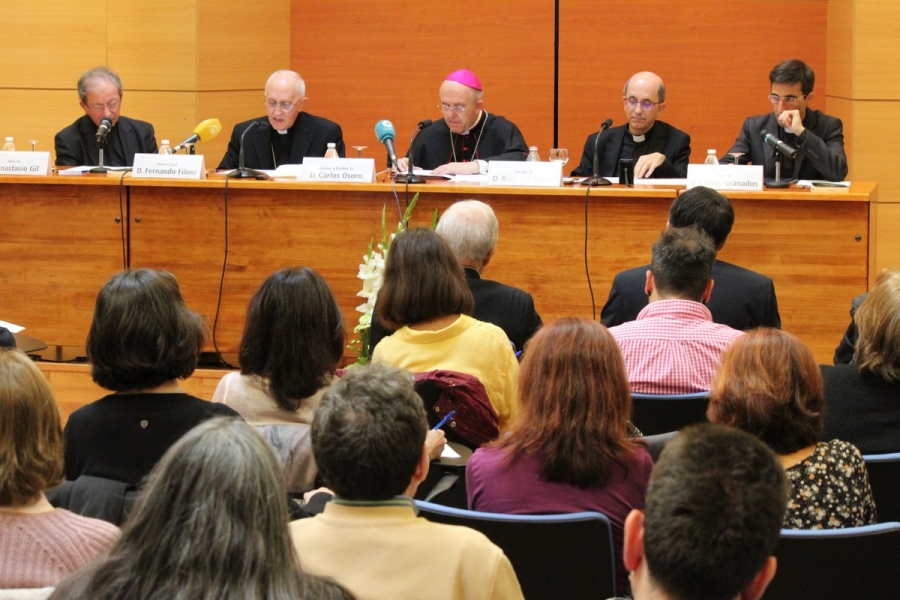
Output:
[
  {"xmin": 276, "ymin": 128, "xmax": 289, "ymax": 135},
  {"xmin": 629, "ymin": 122, "xmax": 656, "ymax": 143},
  {"xmin": 460, "ymin": 110, "xmax": 485, "ymax": 135}
]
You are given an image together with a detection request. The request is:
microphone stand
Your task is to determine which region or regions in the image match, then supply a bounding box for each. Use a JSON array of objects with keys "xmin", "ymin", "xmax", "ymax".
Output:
[
  {"xmin": 582, "ymin": 126, "xmax": 611, "ymax": 186},
  {"xmin": 765, "ymin": 146, "xmax": 791, "ymax": 189},
  {"xmin": 229, "ymin": 121, "xmax": 268, "ymax": 180},
  {"xmin": 90, "ymin": 137, "xmax": 108, "ymax": 173}
]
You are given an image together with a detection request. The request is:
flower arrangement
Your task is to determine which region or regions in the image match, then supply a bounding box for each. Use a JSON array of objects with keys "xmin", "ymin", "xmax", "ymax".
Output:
[{"xmin": 349, "ymin": 193, "xmax": 437, "ymax": 364}]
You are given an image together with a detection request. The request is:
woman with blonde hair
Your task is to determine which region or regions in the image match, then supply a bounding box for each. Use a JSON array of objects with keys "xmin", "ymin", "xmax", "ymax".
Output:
[
  {"xmin": 0, "ymin": 349, "xmax": 119, "ymax": 589},
  {"xmin": 466, "ymin": 318, "xmax": 652, "ymax": 593},
  {"xmin": 708, "ymin": 328, "xmax": 876, "ymax": 528}
]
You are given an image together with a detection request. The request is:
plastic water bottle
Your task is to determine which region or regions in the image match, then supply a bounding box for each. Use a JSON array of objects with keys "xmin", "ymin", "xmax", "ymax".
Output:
[
  {"xmin": 158, "ymin": 140, "xmax": 173, "ymax": 155},
  {"xmin": 704, "ymin": 149, "xmax": 718, "ymax": 165},
  {"xmin": 2, "ymin": 137, "xmax": 15, "ymax": 152},
  {"xmin": 526, "ymin": 146, "xmax": 540, "ymax": 162},
  {"xmin": 324, "ymin": 142, "xmax": 339, "ymax": 159}
]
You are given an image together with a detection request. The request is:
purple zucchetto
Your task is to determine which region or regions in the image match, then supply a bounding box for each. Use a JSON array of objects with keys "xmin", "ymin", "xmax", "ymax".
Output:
[{"xmin": 444, "ymin": 69, "xmax": 482, "ymax": 91}]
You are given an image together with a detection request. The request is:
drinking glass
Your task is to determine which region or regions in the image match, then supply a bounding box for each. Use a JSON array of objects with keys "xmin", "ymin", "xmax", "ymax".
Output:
[
  {"xmin": 549, "ymin": 148, "xmax": 569, "ymax": 166},
  {"xmin": 351, "ymin": 145, "xmax": 367, "ymax": 158},
  {"xmin": 28, "ymin": 140, "xmax": 38, "ymax": 152},
  {"xmin": 729, "ymin": 152, "xmax": 744, "ymax": 166}
]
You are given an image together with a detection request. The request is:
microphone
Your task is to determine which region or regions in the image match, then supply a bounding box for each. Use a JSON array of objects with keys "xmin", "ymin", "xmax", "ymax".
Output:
[
  {"xmin": 583, "ymin": 118, "xmax": 613, "ymax": 186},
  {"xmin": 760, "ymin": 129, "xmax": 798, "ymax": 160},
  {"xmin": 228, "ymin": 121, "xmax": 268, "ymax": 179},
  {"xmin": 375, "ymin": 120, "xmax": 399, "ymax": 170},
  {"xmin": 396, "ymin": 120, "xmax": 433, "ymax": 184},
  {"xmin": 173, "ymin": 118, "xmax": 222, "ymax": 153},
  {"xmin": 96, "ymin": 118, "xmax": 112, "ymax": 143}
]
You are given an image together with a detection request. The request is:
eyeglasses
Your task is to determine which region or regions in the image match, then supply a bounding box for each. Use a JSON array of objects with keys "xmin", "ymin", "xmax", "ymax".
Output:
[
  {"xmin": 438, "ymin": 102, "xmax": 474, "ymax": 114},
  {"xmin": 265, "ymin": 98, "xmax": 302, "ymax": 112},
  {"xmin": 768, "ymin": 93, "xmax": 807, "ymax": 106},
  {"xmin": 86, "ymin": 100, "xmax": 120, "ymax": 113},
  {"xmin": 624, "ymin": 97, "xmax": 660, "ymax": 110}
]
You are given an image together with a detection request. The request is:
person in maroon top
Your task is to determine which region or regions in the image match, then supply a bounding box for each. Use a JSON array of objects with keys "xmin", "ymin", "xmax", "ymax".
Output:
[{"xmin": 466, "ymin": 317, "xmax": 653, "ymax": 594}]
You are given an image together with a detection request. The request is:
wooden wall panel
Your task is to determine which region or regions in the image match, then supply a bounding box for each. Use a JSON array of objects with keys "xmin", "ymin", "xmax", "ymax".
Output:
[
  {"xmin": 289, "ymin": 0, "xmax": 556, "ymax": 164},
  {"xmin": 558, "ymin": 1, "xmax": 828, "ymax": 169},
  {"xmin": 108, "ymin": 1, "xmax": 198, "ymax": 91},
  {"xmin": 197, "ymin": 91, "xmax": 265, "ymax": 168},
  {"xmin": 0, "ymin": 1, "xmax": 106, "ymax": 88},
  {"xmin": 853, "ymin": 1, "xmax": 900, "ymax": 99},
  {"xmin": 845, "ymin": 101, "xmax": 900, "ymax": 198},
  {"xmin": 197, "ymin": 0, "xmax": 290, "ymax": 91},
  {"xmin": 0, "ymin": 91, "xmax": 73, "ymax": 160},
  {"xmin": 124, "ymin": 91, "xmax": 196, "ymax": 154},
  {"xmin": 826, "ymin": 0, "xmax": 854, "ymax": 100}
]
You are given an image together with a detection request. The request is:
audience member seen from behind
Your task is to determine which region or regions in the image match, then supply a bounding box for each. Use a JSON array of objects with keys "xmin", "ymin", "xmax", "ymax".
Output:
[
  {"xmin": 64, "ymin": 269, "xmax": 239, "ymax": 486},
  {"xmin": 466, "ymin": 317, "xmax": 652, "ymax": 594},
  {"xmin": 213, "ymin": 267, "xmax": 344, "ymax": 491},
  {"xmin": 822, "ymin": 270, "xmax": 900, "ymax": 453},
  {"xmin": 373, "ymin": 227, "xmax": 520, "ymax": 431},
  {"xmin": 50, "ymin": 418, "xmax": 352, "ymax": 600},
  {"xmin": 708, "ymin": 328, "xmax": 876, "ymax": 528},
  {"xmin": 623, "ymin": 424, "xmax": 788, "ymax": 600},
  {"xmin": 0, "ymin": 349, "xmax": 119, "ymax": 590},
  {"xmin": 290, "ymin": 364, "xmax": 522, "ymax": 600},
  {"xmin": 608, "ymin": 226, "xmax": 743, "ymax": 394}
]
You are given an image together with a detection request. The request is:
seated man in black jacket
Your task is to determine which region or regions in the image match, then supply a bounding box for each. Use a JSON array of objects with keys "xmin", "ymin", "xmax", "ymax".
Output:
[
  {"xmin": 601, "ymin": 186, "xmax": 781, "ymax": 331},
  {"xmin": 572, "ymin": 71, "xmax": 691, "ymax": 179}
]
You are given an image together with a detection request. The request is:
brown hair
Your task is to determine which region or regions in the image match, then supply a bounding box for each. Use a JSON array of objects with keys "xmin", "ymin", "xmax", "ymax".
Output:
[
  {"xmin": 495, "ymin": 318, "xmax": 641, "ymax": 488},
  {"xmin": 0, "ymin": 349, "xmax": 64, "ymax": 506},
  {"xmin": 855, "ymin": 270, "xmax": 900, "ymax": 382},
  {"xmin": 708, "ymin": 328, "xmax": 823, "ymax": 455},
  {"xmin": 376, "ymin": 228, "xmax": 474, "ymax": 329}
]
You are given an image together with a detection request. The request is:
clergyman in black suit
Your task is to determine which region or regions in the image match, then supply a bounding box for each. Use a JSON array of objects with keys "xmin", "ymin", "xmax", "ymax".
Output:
[
  {"xmin": 601, "ymin": 187, "xmax": 781, "ymax": 331},
  {"xmin": 218, "ymin": 70, "xmax": 344, "ymax": 170},
  {"xmin": 368, "ymin": 199, "xmax": 542, "ymax": 354},
  {"xmin": 572, "ymin": 71, "xmax": 691, "ymax": 179},
  {"xmin": 721, "ymin": 58, "xmax": 848, "ymax": 182},
  {"xmin": 55, "ymin": 66, "xmax": 157, "ymax": 167}
]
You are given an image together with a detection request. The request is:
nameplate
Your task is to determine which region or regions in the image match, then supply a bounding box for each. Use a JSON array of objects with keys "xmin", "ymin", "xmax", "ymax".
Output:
[
  {"xmin": 299, "ymin": 158, "xmax": 376, "ymax": 183},
  {"xmin": 486, "ymin": 161, "xmax": 563, "ymax": 187},
  {"xmin": 687, "ymin": 164, "xmax": 763, "ymax": 191},
  {"xmin": 0, "ymin": 151, "xmax": 50, "ymax": 176},
  {"xmin": 132, "ymin": 154, "xmax": 206, "ymax": 179}
]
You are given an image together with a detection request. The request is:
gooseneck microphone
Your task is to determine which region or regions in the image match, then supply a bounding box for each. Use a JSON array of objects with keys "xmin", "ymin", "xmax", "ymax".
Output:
[
  {"xmin": 375, "ymin": 120, "xmax": 399, "ymax": 170},
  {"xmin": 96, "ymin": 118, "xmax": 112, "ymax": 143},
  {"xmin": 583, "ymin": 118, "xmax": 614, "ymax": 186},
  {"xmin": 760, "ymin": 129, "xmax": 798, "ymax": 160},
  {"xmin": 173, "ymin": 118, "xmax": 222, "ymax": 153},
  {"xmin": 229, "ymin": 121, "xmax": 268, "ymax": 179},
  {"xmin": 396, "ymin": 120, "xmax": 433, "ymax": 184}
]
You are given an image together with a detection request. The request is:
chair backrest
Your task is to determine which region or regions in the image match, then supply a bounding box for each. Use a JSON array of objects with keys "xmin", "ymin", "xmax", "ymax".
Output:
[
  {"xmin": 414, "ymin": 370, "xmax": 499, "ymax": 448},
  {"xmin": 630, "ymin": 392, "xmax": 708, "ymax": 435},
  {"xmin": 255, "ymin": 423, "xmax": 316, "ymax": 495},
  {"xmin": 863, "ymin": 452, "xmax": 900, "ymax": 523},
  {"xmin": 45, "ymin": 475, "xmax": 139, "ymax": 526},
  {"xmin": 416, "ymin": 501, "xmax": 617, "ymax": 600},
  {"xmin": 765, "ymin": 522, "xmax": 900, "ymax": 599}
]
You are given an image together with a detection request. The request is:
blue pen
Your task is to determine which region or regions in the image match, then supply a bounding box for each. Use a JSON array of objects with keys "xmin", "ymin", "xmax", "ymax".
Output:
[{"xmin": 432, "ymin": 410, "xmax": 456, "ymax": 430}]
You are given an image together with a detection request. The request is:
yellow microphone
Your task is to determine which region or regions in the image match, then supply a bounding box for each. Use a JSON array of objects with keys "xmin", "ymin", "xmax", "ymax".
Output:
[{"xmin": 172, "ymin": 118, "xmax": 222, "ymax": 153}]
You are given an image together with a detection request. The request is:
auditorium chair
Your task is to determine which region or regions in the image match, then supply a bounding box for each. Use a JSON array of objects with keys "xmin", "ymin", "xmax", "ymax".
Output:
[
  {"xmin": 630, "ymin": 392, "xmax": 708, "ymax": 435},
  {"xmin": 862, "ymin": 452, "xmax": 900, "ymax": 523}
]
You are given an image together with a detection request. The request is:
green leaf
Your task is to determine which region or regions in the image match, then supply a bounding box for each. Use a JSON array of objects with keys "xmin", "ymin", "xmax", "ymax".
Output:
[{"xmin": 431, "ymin": 207, "xmax": 439, "ymax": 230}]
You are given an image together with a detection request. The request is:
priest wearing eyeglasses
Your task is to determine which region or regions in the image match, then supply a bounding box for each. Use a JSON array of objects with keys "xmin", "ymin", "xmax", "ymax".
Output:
[
  {"xmin": 218, "ymin": 70, "xmax": 345, "ymax": 170},
  {"xmin": 721, "ymin": 59, "xmax": 847, "ymax": 181},
  {"xmin": 572, "ymin": 71, "xmax": 691, "ymax": 179},
  {"xmin": 397, "ymin": 69, "xmax": 529, "ymax": 175}
]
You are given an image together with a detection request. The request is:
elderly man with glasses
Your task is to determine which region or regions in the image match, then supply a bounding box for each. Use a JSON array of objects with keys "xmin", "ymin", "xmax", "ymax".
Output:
[
  {"xmin": 572, "ymin": 71, "xmax": 691, "ymax": 179},
  {"xmin": 721, "ymin": 58, "xmax": 847, "ymax": 181},
  {"xmin": 55, "ymin": 66, "xmax": 158, "ymax": 167},
  {"xmin": 397, "ymin": 69, "xmax": 529, "ymax": 175},
  {"xmin": 218, "ymin": 70, "xmax": 344, "ymax": 170}
]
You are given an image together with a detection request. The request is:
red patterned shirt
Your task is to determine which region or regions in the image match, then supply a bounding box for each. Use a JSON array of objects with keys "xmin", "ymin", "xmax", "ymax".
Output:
[{"xmin": 609, "ymin": 299, "xmax": 744, "ymax": 394}]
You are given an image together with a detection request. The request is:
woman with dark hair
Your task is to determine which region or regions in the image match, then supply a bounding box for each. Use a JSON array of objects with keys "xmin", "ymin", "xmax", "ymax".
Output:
[
  {"xmin": 822, "ymin": 270, "xmax": 900, "ymax": 453},
  {"xmin": 64, "ymin": 269, "xmax": 239, "ymax": 486},
  {"xmin": 372, "ymin": 227, "xmax": 520, "ymax": 430},
  {"xmin": 213, "ymin": 267, "xmax": 344, "ymax": 422},
  {"xmin": 708, "ymin": 328, "xmax": 876, "ymax": 528},
  {"xmin": 50, "ymin": 418, "xmax": 352, "ymax": 600},
  {"xmin": 0, "ymin": 349, "xmax": 119, "ymax": 590},
  {"xmin": 465, "ymin": 318, "xmax": 652, "ymax": 593},
  {"xmin": 212, "ymin": 267, "xmax": 344, "ymax": 492}
]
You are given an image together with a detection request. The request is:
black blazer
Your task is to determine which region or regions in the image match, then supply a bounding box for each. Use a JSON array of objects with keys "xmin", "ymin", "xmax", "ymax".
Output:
[
  {"xmin": 723, "ymin": 109, "xmax": 848, "ymax": 181},
  {"xmin": 601, "ymin": 260, "xmax": 781, "ymax": 331},
  {"xmin": 54, "ymin": 115, "xmax": 157, "ymax": 167},
  {"xmin": 571, "ymin": 121, "xmax": 691, "ymax": 178},
  {"xmin": 217, "ymin": 113, "xmax": 345, "ymax": 169}
]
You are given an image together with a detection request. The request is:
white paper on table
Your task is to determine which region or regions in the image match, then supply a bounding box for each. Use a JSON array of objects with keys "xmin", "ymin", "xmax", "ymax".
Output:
[
  {"xmin": 440, "ymin": 445, "xmax": 461, "ymax": 459},
  {"xmin": 0, "ymin": 319, "xmax": 24, "ymax": 333}
]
